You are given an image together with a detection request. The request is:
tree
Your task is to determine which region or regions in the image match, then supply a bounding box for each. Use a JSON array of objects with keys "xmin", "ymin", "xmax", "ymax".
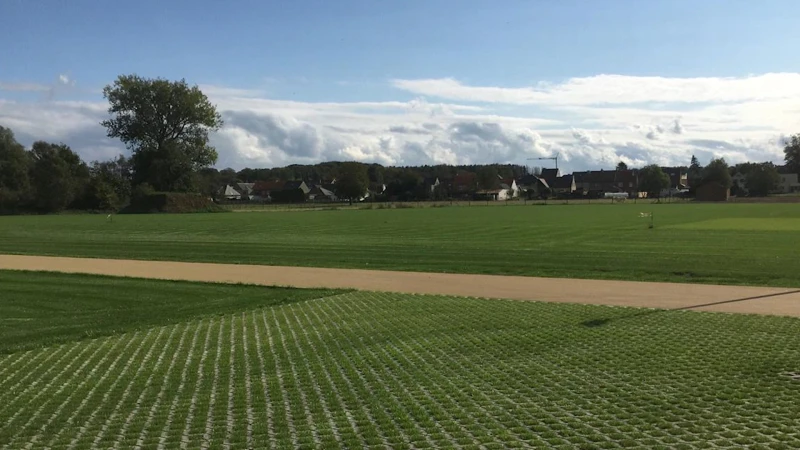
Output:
[
  {"xmin": 335, "ymin": 162, "xmax": 369, "ymax": 204},
  {"xmin": 476, "ymin": 166, "xmax": 499, "ymax": 190},
  {"xmin": 28, "ymin": 141, "xmax": 90, "ymax": 212},
  {"xmin": 616, "ymin": 161, "xmax": 628, "ymax": 171},
  {"xmin": 0, "ymin": 126, "xmax": 32, "ymax": 211},
  {"xmin": 702, "ymin": 158, "xmax": 732, "ymax": 188},
  {"xmin": 85, "ymin": 155, "xmax": 132, "ymax": 210},
  {"xmin": 745, "ymin": 163, "xmax": 780, "ymax": 197},
  {"xmin": 638, "ymin": 164, "xmax": 670, "ymax": 198},
  {"xmin": 688, "ymin": 155, "xmax": 703, "ymax": 189},
  {"xmin": 101, "ymin": 74, "xmax": 223, "ymax": 192},
  {"xmin": 785, "ymin": 134, "xmax": 800, "ymax": 174}
]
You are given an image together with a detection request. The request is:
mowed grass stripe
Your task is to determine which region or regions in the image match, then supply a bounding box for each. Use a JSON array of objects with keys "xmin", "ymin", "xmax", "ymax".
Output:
[{"xmin": 3, "ymin": 203, "xmax": 800, "ymax": 286}]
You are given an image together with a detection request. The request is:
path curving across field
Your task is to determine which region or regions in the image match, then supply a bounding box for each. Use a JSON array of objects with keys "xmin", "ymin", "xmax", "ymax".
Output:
[{"xmin": 1, "ymin": 254, "xmax": 800, "ymax": 317}]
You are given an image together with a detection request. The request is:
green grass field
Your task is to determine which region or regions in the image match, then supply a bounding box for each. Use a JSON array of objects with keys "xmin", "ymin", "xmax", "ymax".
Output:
[
  {"xmin": 0, "ymin": 271, "xmax": 342, "ymax": 354},
  {"xmin": 2, "ymin": 271, "xmax": 800, "ymax": 448},
  {"xmin": 2, "ymin": 203, "xmax": 800, "ymax": 286}
]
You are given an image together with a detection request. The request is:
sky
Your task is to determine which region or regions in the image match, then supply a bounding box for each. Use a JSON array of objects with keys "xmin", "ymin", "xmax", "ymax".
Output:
[{"xmin": 1, "ymin": 0, "xmax": 800, "ymax": 172}]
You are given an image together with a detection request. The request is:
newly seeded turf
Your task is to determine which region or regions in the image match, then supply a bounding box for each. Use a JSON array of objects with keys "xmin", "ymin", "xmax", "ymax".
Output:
[
  {"xmin": 0, "ymin": 270, "xmax": 342, "ymax": 354},
  {"xmin": 2, "ymin": 274, "xmax": 800, "ymax": 448},
  {"xmin": 1, "ymin": 203, "xmax": 800, "ymax": 286}
]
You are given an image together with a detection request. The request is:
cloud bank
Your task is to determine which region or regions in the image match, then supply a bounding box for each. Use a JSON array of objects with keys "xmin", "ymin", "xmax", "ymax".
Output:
[{"xmin": 0, "ymin": 73, "xmax": 794, "ymax": 171}]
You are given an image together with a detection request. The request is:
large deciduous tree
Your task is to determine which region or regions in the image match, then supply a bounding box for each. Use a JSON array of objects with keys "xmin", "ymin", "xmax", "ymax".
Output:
[
  {"xmin": 785, "ymin": 134, "xmax": 800, "ymax": 174},
  {"xmin": 616, "ymin": 161, "xmax": 628, "ymax": 171},
  {"xmin": 101, "ymin": 75, "xmax": 223, "ymax": 192},
  {"xmin": 29, "ymin": 141, "xmax": 90, "ymax": 212},
  {"xmin": 0, "ymin": 126, "xmax": 32, "ymax": 211},
  {"xmin": 702, "ymin": 158, "xmax": 732, "ymax": 188},
  {"xmin": 637, "ymin": 164, "xmax": 670, "ymax": 197},
  {"xmin": 335, "ymin": 162, "xmax": 369, "ymax": 204},
  {"xmin": 745, "ymin": 163, "xmax": 780, "ymax": 197}
]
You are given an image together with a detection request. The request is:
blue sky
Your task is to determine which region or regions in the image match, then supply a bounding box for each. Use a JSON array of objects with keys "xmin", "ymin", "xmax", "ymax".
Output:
[{"xmin": 1, "ymin": 0, "xmax": 799, "ymax": 169}]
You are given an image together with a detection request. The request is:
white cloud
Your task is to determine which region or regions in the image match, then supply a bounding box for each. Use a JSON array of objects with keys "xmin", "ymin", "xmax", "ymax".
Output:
[
  {"xmin": 0, "ymin": 72, "xmax": 794, "ymax": 171},
  {"xmin": 391, "ymin": 73, "xmax": 800, "ymax": 106},
  {"xmin": 0, "ymin": 82, "xmax": 50, "ymax": 92}
]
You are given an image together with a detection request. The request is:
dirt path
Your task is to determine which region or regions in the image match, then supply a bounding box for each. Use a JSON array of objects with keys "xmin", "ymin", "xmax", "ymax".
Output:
[{"xmin": 2, "ymin": 254, "xmax": 800, "ymax": 317}]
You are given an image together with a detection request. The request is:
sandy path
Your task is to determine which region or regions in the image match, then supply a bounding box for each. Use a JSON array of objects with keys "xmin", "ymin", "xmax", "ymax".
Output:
[{"xmin": 2, "ymin": 254, "xmax": 799, "ymax": 317}]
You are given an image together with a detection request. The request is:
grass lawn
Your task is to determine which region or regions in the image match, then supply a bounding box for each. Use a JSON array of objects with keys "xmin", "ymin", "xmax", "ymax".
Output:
[
  {"xmin": 1, "ymin": 203, "xmax": 800, "ymax": 286},
  {"xmin": 2, "ymin": 272, "xmax": 800, "ymax": 448},
  {"xmin": 0, "ymin": 270, "xmax": 342, "ymax": 354}
]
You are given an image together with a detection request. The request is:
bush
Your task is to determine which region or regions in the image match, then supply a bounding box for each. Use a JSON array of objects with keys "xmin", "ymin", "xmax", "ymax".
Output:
[{"xmin": 120, "ymin": 192, "xmax": 226, "ymax": 214}]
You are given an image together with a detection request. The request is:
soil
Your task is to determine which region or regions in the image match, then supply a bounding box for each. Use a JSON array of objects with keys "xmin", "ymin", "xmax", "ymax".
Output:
[{"xmin": 2, "ymin": 254, "xmax": 799, "ymax": 318}]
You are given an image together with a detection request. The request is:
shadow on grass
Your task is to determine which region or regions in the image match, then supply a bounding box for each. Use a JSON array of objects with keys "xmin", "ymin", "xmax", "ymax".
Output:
[{"xmin": 581, "ymin": 289, "xmax": 800, "ymax": 328}]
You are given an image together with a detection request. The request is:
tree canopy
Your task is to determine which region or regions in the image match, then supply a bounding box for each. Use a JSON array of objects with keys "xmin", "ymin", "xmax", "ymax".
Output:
[
  {"xmin": 101, "ymin": 75, "xmax": 223, "ymax": 192},
  {"xmin": 702, "ymin": 158, "xmax": 732, "ymax": 188},
  {"xmin": 28, "ymin": 142, "xmax": 90, "ymax": 212},
  {"xmin": 688, "ymin": 155, "xmax": 703, "ymax": 189},
  {"xmin": 785, "ymin": 134, "xmax": 800, "ymax": 174},
  {"xmin": 637, "ymin": 165, "xmax": 670, "ymax": 197},
  {"xmin": 0, "ymin": 127, "xmax": 32, "ymax": 212},
  {"xmin": 334, "ymin": 162, "xmax": 369, "ymax": 204},
  {"xmin": 744, "ymin": 163, "xmax": 780, "ymax": 196},
  {"xmin": 616, "ymin": 161, "xmax": 628, "ymax": 171}
]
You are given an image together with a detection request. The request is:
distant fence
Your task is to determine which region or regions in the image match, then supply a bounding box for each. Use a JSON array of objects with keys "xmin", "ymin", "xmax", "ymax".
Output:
[{"xmin": 218, "ymin": 196, "xmax": 693, "ymax": 211}]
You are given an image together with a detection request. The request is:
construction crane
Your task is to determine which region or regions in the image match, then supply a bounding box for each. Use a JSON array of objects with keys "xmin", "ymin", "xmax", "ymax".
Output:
[{"xmin": 527, "ymin": 153, "xmax": 560, "ymax": 170}]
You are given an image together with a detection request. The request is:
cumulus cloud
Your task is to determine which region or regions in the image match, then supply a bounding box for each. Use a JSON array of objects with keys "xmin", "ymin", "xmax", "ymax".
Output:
[{"xmin": 0, "ymin": 72, "xmax": 794, "ymax": 171}]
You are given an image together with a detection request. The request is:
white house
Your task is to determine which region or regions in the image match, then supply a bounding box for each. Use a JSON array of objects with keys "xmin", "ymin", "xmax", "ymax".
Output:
[
  {"xmin": 779, "ymin": 172, "xmax": 800, "ymax": 193},
  {"xmin": 220, "ymin": 185, "xmax": 242, "ymax": 200},
  {"xmin": 499, "ymin": 179, "xmax": 520, "ymax": 198}
]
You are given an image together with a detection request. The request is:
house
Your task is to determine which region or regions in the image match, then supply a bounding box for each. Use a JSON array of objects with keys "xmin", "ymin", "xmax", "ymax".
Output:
[
  {"xmin": 777, "ymin": 167, "xmax": 800, "ymax": 193},
  {"xmin": 219, "ymin": 185, "xmax": 242, "ymax": 200},
  {"xmin": 660, "ymin": 167, "xmax": 689, "ymax": 189},
  {"xmin": 517, "ymin": 174, "xmax": 550, "ymax": 198},
  {"xmin": 283, "ymin": 180, "xmax": 311, "ymax": 195},
  {"xmin": 475, "ymin": 187, "xmax": 514, "ymax": 201},
  {"xmin": 423, "ymin": 177, "xmax": 441, "ymax": 194},
  {"xmin": 573, "ymin": 169, "xmax": 639, "ymax": 196},
  {"xmin": 695, "ymin": 182, "xmax": 730, "ymax": 202},
  {"xmin": 252, "ymin": 180, "xmax": 287, "ymax": 201},
  {"xmin": 235, "ymin": 182, "xmax": 255, "ymax": 199},
  {"xmin": 540, "ymin": 168, "xmax": 561, "ymax": 187},
  {"xmin": 499, "ymin": 178, "xmax": 520, "ymax": 198},
  {"xmin": 308, "ymin": 185, "xmax": 338, "ymax": 202},
  {"xmin": 550, "ymin": 175, "xmax": 576, "ymax": 195}
]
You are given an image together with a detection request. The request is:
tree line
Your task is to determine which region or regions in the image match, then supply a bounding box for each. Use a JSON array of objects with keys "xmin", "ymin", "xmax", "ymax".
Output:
[{"xmin": 2, "ymin": 73, "xmax": 800, "ymax": 213}]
